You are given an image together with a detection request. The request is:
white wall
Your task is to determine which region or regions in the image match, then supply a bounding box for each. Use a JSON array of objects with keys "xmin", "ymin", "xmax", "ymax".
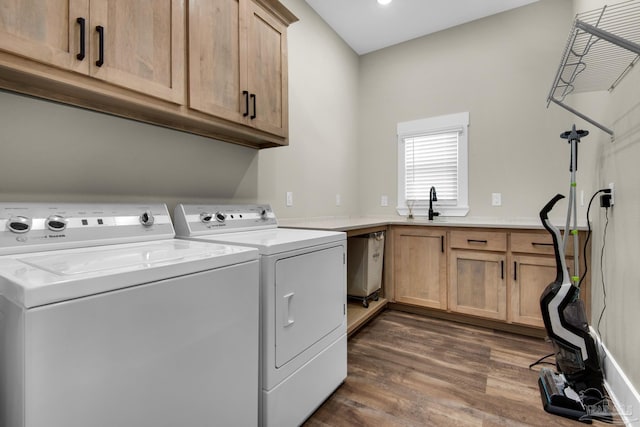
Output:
[
  {"xmin": 0, "ymin": 90, "xmax": 258, "ymax": 208},
  {"xmin": 573, "ymin": 0, "xmax": 640, "ymax": 408},
  {"xmin": 258, "ymin": 0, "xmax": 360, "ymax": 219},
  {"xmin": 356, "ymin": 0, "xmax": 598, "ymax": 224}
]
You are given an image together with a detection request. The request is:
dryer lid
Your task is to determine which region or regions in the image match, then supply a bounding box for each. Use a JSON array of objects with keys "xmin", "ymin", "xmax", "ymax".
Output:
[{"xmin": 183, "ymin": 228, "xmax": 345, "ymax": 255}]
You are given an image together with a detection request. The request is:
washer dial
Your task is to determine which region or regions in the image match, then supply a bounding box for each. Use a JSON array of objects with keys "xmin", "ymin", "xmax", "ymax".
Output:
[
  {"xmin": 7, "ymin": 216, "xmax": 31, "ymax": 233},
  {"xmin": 200, "ymin": 212, "xmax": 213, "ymax": 223},
  {"xmin": 46, "ymin": 215, "xmax": 67, "ymax": 232},
  {"xmin": 139, "ymin": 210, "xmax": 155, "ymax": 227}
]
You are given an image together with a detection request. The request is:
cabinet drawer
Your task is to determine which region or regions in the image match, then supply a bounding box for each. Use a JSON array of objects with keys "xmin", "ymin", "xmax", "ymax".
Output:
[
  {"xmin": 511, "ymin": 232, "xmax": 575, "ymax": 255},
  {"xmin": 449, "ymin": 230, "xmax": 506, "ymax": 252}
]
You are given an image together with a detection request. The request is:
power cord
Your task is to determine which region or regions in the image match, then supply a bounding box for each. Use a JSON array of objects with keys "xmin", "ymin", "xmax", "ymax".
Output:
[
  {"xmin": 528, "ymin": 352, "xmax": 555, "ymax": 369},
  {"xmin": 579, "ymin": 188, "xmax": 611, "ymax": 288},
  {"xmin": 597, "ymin": 206, "xmax": 609, "ymax": 337}
]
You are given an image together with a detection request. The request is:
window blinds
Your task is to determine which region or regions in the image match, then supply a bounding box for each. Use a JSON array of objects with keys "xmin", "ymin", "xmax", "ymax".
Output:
[{"xmin": 404, "ymin": 130, "xmax": 460, "ymax": 201}]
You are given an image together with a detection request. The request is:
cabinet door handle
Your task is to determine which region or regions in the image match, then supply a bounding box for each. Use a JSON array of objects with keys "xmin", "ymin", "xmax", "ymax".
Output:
[
  {"xmin": 250, "ymin": 93, "xmax": 257, "ymax": 119},
  {"xmin": 95, "ymin": 25, "xmax": 105, "ymax": 67},
  {"xmin": 513, "ymin": 261, "xmax": 517, "ymax": 281},
  {"xmin": 242, "ymin": 91, "xmax": 249, "ymax": 117},
  {"xmin": 440, "ymin": 235, "xmax": 444, "ymax": 253},
  {"xmin": 76, "ymin": 17, "xmax": 86, "ymax": 60},
  {"xmin": 500, "ymin": 260, "xmax": 504, "ymax": 279},
  {"xmin": 467, "ymin": 239, "xmax": 488, "ymax": 245},
  {"xmin": 531, "ymin": 242, "xmax": 554, "ymax": 247}
]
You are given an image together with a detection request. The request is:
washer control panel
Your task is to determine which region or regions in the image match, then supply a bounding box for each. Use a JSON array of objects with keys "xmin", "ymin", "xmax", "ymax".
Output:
[
  {"xmin": 174, "ymin": 204, "xmax": 277, "ymax": 236},
  {"xmin": 0, "ymin": 203, "xmax": 174, "ymax": 255}
]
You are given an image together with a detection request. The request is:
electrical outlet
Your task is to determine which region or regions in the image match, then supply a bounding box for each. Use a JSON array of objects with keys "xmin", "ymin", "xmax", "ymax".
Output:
[
  {"xmin": 491, "ymin": 193, "xmax": 502, "ymax": 206},
  {"xmin": 609, "ymin": 182, "xmax": 615, "ymax": 206},
  {"xmin": 286, "ymin": 192, "xmax": 293, "ymax": 207},
  {"xmin": 335, "ymin": 194, "xmax": 341, "ymax": 206},
  {"xmin": 381, "ymin": 195, "xmax": 388, "ymax": 207}
]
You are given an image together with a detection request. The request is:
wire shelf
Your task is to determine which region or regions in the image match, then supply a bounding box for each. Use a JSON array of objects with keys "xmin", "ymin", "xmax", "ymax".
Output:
[{"xmin": 547, "ymin": 0, "xmax": 640, "ymax": 136}]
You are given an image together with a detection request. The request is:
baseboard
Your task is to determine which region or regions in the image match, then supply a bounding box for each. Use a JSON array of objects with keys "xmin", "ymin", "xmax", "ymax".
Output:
[{"xmin": 600, "ymin": 339, "xmax": 640, "ymax": 426}]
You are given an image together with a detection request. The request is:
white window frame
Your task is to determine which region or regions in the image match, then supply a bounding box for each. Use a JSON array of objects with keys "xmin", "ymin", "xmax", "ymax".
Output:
[{"xmin": 397, "ymin": 112, "xmax": 469, "ymax": 217}]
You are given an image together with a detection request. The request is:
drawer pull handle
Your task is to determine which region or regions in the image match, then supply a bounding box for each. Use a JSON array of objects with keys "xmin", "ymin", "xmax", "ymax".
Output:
[
  {"xmin": 531, "ymin": 242, "xmax": 554, "ymax": 247},
  {"xmin": 441, "ymin": 235, "xmax": 444, "ymax": 253},
  {"xmin": 467, "ymin": 239, "xmax": 488, "ymax": 244},
  {"xmin": 500, "ymin": 260, "xmax": 504, "ymax": 279},
  {"xmin": 514, "ymin": 261, "xmax": 517, "ymax": 281}
]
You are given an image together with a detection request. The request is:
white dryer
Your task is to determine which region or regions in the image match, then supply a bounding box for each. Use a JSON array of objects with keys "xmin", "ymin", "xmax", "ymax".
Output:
[
  {"xmin": 0, "ymin": 203, "xmax": 260, "ymax": 427},
  {"xmin": 174, "ymin": 204, "xmax": 347, "ymax": 427}
]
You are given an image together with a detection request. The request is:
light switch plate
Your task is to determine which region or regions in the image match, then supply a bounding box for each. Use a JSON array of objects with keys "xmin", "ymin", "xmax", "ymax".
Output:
[{"xmin": 492, "ymin": 193, "xmax": 502, "ymax": 206}]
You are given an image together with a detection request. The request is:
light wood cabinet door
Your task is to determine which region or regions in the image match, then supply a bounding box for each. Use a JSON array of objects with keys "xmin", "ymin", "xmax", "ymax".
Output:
[
  {"xmin": 0, "ymin": 0, "xmax": 89, "ymax": 73},
  {"xmin": 449, "ymin": 250, "xmax": 506, "ymax": 320},
  {"xmin": 510, "ymin": 255, "xmax": 555, "ymax": 328},
  {"xmin": 393, "ymin": 228, "xmax": 447, "ymax": 310},
  {"xmin": 188, "ymin": 0, "xmax": 246, "ymax": 122},
  {"xmin": 89, "ymin": 0, "xmax": 185, "ymax": 103},
  {"xmin": 188, "ymin": 0, "xmax": 291, "ymax": 136},
  {"xmin": 246, "ymin": 0, "xmax": 288, "ymax": 137}
]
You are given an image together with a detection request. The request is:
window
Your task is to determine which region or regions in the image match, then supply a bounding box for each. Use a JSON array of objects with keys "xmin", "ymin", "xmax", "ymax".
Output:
[{"xmin": 397, "ymin": 112, "xmax": 469, "ymax": 217}]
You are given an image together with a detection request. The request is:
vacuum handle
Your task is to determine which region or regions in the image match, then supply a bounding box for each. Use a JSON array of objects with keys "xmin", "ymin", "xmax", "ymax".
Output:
[{"xmin": 539, "ymin": 193, "xmax": 565, "ymax": 222}]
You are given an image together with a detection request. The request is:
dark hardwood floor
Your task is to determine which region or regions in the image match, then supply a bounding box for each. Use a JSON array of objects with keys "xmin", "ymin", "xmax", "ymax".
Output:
[{"xmin": 304, "ymin": 310, "xmax": 616, "ymax": 426}]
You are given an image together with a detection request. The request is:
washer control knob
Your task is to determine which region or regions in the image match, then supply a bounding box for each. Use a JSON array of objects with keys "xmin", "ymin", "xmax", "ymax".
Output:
[
  {"xmin": 7, "ymin": 216, "xmax": 32, "ymax": 233},
  {"xmin": 260, "ymin": 209, "xmax": 268, "ymax": 220},
  {"xmin": 200, "ymin": 212, "xmax": 213, "ymax": 223},
  {"xmin": 139, "ymin": 210, "xmax": 155, "ymax": 227},
  {"xmin": 215, "ymin": 211, "xmax": 226, "ymax": 223},
  {"xmin": 46, "ymin": 215, "xmax": 67, "ymax": 232}
]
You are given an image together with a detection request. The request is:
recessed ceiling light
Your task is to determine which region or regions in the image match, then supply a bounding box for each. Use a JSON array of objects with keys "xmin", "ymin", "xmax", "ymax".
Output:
[{"xmin": 377, "ymin": 0, "xmax": 392, "ymax": 5}]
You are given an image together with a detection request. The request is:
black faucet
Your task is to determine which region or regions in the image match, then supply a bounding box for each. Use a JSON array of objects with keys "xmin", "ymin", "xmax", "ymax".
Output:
[{"xmin": 428, "ymin": 186, "xmax": 439, "ymax": 221}]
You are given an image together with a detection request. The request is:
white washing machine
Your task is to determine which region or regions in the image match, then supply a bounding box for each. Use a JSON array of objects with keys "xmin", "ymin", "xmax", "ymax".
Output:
[
  {"xmin": 0, "ymin": 203, "xmax": 260, "ymax": 427},
  {"xmin": 174, "ymin": 204, "xmax": 347, "ymax": 427}
]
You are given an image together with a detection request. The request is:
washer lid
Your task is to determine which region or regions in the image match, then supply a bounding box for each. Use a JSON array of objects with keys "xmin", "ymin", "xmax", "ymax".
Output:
[
  {"xmin": 183, "ymin": 228, "xmax": 345, "ymax": 255},
  {"xmin": 0, "ymin": 239, "xmax": 258, "ymax": 308}
]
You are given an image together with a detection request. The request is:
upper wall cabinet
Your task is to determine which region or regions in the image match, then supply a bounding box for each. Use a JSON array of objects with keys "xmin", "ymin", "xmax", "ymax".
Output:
[
  {"xmin": 0, "ymin": 0, "xmax": 296, "ymax": 149},
  {"xmin": 189, "ymin": 0, "xmax": 294, "ymax": 138},
  {"xmin": 0, "ymin": 0, "xmax": 184, "ymax": 103}
]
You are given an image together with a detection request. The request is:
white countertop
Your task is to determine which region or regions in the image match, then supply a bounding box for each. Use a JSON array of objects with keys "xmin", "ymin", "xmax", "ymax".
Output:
[{"xmin": 278, "ymin": 215, "xmax": 586, "ymax": 232}]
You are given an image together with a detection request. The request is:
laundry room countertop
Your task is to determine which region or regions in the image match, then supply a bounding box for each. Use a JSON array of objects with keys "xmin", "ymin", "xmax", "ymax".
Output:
[{"xmin": 278, "ymin": 215, "xmax": 585, "ymax": 232}]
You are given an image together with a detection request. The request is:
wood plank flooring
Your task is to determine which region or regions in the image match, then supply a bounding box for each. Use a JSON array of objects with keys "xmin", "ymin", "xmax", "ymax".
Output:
[{"xmin": 304, "ymin": 310, "xmax": 615, "ymax": 426}]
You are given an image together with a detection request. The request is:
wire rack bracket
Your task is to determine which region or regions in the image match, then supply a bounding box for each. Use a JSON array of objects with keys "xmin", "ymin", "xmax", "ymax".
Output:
[{"xmin": 547, "ymin": 0, "xmax": 640, "ymax": 137}]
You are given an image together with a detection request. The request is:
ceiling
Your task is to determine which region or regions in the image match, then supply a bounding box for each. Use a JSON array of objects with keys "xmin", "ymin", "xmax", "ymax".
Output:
[{"xmin": 304, "ymin": 0, "xmax": 539, "ymax": 55}]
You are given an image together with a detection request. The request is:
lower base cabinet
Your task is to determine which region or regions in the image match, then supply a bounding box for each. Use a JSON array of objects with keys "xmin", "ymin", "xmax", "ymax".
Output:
[{"xmin": 389, "ymin": 226, "xmax": 590, "ymax": 332}]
